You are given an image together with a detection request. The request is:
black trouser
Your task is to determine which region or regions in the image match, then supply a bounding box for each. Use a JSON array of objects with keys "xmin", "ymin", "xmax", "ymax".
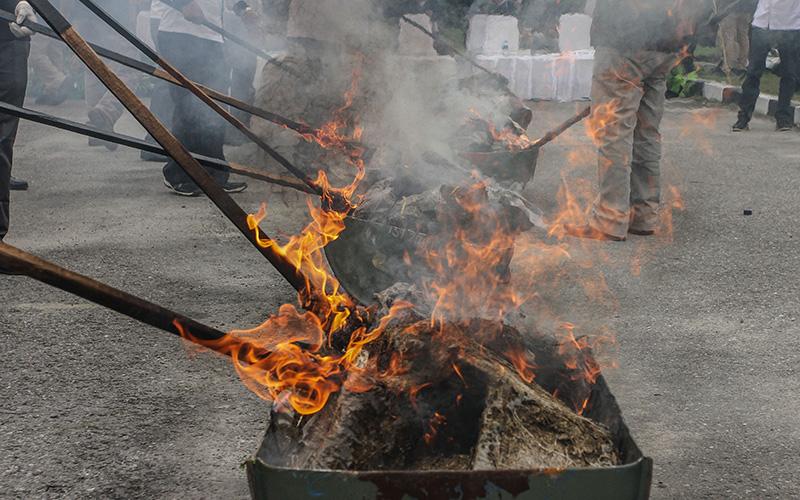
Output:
[
  {"xmin": 0, "ymin": 39, "xmax": 30, "ymax": 241},
  {"xmin": 738, "ymin": 27, "xmax": 800, "ymax": 126},
  {"xmin": 158, "ymin": 32, "xmax": 229, "ymax": 187},
  {"xmin": 225, "ymin": 43, "xmax": 257, "ymax": 126}
]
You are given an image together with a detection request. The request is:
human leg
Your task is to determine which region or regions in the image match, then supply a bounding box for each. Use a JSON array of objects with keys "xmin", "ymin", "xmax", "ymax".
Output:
[
  {"xmin": 630, "ymin": 53, "xmax": 674, "ymax": 233},
  {"xmin": 774, "ymin": 30, "xmax": 799, "ymax": 128},
  {"xmin": 736, "ymin": 27, "xmax": 771, "ymax": 126},
  {"xmin": 0, "ymin": 40, "xmax": 30, "ymax": 241},
  {"xmin": 586, "ymin": 47, "xmax": 646, "ymax": 239}
]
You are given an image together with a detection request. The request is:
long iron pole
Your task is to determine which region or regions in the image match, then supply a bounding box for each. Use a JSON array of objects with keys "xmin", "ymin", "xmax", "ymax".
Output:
[
  {"xmin": 0, "ymin": 242, "xmax": 228, "ymax": 342},
  {"xmin": 74, "ymin": 0, "xmax": 324, "ymax": 196},
  {"xmin": 27, "ymin": 0, "xmax": 313, "ymax": 297},
  {"xmin": 0, "ymin": 100, "xmax": 314, "ymax": 194}
]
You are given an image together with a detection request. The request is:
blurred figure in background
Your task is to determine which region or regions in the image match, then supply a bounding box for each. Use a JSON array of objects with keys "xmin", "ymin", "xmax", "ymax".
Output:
[
  {"xmin": 223, "ymin": 0, "xmax": 257, "ymax": 145},
  {"xmin": 1, "ymin": 0, "xmax": 36, "ymax": 249},
  {"xmin": 732, "ymin": 0, "xmax": 800, "ymax": 132},
  {"xmin": 154, "ymin": 0, "xmax": 246, "ymax": 196},
  {"xmin": 468, "ymin": 0, "xmax": 522, "ymax": 16},
  {"xmin": 716, "ymin": 0, "xmax": 757, "ymax": 77},
  {"xmin": 71, "ymin": 0, "xmax": 142, "ymax": 150},
  {"xmin": 140, "ymin": 0, "xmax": 173, "ymax": 161},
  {"xmin": 28, "ymin": 0, "xmax": 76, "ymax": 107}
]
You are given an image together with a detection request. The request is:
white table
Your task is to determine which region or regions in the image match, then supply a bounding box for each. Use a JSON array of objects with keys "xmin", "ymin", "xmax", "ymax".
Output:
[{"xmin": 475, "ymin": 50, "xmax": 595, "ymax": 102}]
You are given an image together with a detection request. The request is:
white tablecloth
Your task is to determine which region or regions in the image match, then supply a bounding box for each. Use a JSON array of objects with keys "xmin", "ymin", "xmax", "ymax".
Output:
[{"xmin": 475, "ymin": 49, "xmax": 595, "ymax": 102}]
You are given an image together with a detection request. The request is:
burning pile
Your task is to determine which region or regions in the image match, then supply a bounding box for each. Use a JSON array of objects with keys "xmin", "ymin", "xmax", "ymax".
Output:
[
  {"xmin": 183, "ymin": 0, "xmax": 623, "ymax": 473},
  {"xmin": 263, "ymin": 301, "xmax": 620, "ymax": 471}
]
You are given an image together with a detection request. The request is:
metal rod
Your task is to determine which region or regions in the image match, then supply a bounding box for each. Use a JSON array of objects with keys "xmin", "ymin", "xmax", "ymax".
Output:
[
  {"xmin": 0, "ymin": 242, "xmax": 227, "ymax": 342},
  {"xmin": 0, "ymin": 100, "xmax": 315, "ymax": 194},
  {"xmin": 27, "ymin": 0, "xmax": 313, "ymax": 297},
  {"xmin": 159, "ymin": 0, "xmax": 300, "ymax": 77},
  {"xmin": 0, "ymin": 9, "xmax": 320, "ymax": 138},
  {"xmin": 74, "ymin": 0, "xmax": 322, "ymax": 195},
  {"xmin": 529, "ymin": 106, "xmax": 591, "ymax": 150}
]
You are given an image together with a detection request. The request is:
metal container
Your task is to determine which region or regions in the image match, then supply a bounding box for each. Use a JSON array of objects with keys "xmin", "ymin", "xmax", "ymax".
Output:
[{"xmin": 247, "ymin": 340, "xmax": 652, "ymax": 500}]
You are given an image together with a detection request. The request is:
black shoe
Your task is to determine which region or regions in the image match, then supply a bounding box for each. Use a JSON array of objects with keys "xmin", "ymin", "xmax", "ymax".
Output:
[
  {"xmin": 731, "ymin": 120, "xmax": 749, "ymax": 132},
  {"xmin": 9, "ymin": 176, "xmax": 28, "ymax": 191},
  {"xmin": 563, "ymin": 223, "xmax": 626, "ymax": 242},
  {"xmin": 628, "ymin": 227, "xmax": 656, "ymax": 236},
  {"xmin": 163, "ymin": 179, "xmax": 201, "ymax": 197},
  {"xmin": 776, "ymin": 122, "xmax": 793, "ymax": 132},
  {"xmin": 222, "ymin": 181, "xmax": 248, "ymax": 194}
]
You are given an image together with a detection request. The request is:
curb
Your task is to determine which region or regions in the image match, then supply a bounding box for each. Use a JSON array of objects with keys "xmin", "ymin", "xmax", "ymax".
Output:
[{"xmin": 697, "ymin": 80, "xmax": 800, "ymax": 125}]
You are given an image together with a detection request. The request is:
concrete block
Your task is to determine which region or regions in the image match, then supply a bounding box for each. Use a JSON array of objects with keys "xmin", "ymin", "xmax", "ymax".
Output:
[
  {"xmin": 398, "ymin": 14, "xmax": 437, "ymax": 56},
  {"xmin": 702, "ymin": 81, "xmax": 727, "ymax": 102},
  {"xmin": 755, "ymin": 94, "xmax": 771, "ymax": 116},
  {"xmin": 467, "ymin": 15, "xmax": 520, "ymax": 55},
  {"xmin": 558, "ymin": 14, "xmax": 592, "ymax": 53},
  {"xmin": 795, "ymin": 105, "xmax": 800, "ymax": 124}
]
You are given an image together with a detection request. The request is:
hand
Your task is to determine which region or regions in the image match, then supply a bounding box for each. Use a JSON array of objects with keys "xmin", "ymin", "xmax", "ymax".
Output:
[
  {"xmin": 181, "ymin": 1, "xmax": 206, "ymax": 24},
  {"xmin": 9, "ymin": 1, "xmax": 35, "ymax": 38}
]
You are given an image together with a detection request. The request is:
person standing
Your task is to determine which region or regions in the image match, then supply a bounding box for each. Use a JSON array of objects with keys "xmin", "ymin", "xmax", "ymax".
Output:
[
  {"xmin": 71, "ymin": 0, "xmax": 142, "ymax": 150},
  {"xmin": 564, "ymin": 0, "xmax": 711, "ymax": 241},
  {"xmin": 140, "ymin": 0, "xmax": 173, "ymax": 161},
  {"xmin": 716, "ymin": 0, "xmax": 757, "ymax": 76},
  {"xmin": 0, "ymin": 0, "xmax": 35, "ymax": 248},
  {"xmin": 154, "ymin": 0, "xmax": 246, "ymax": 196},
  {"xmin": 732, "ymin": 0, "xmax": 800, "ymax": 132}
]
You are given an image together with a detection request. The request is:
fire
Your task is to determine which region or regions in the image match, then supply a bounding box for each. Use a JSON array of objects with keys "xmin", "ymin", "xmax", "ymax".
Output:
[
  {"xmin": 469, "ymin": 108, "xmax": 534, "ymax": 151},
  {"xmin": 178, "ymin": 53, "xmax": 624, "ymax": 420}
]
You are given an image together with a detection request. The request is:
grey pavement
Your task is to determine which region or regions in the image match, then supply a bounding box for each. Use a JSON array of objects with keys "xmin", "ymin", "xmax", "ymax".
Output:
[{"xmin": 1, "ymin": 97, "xmax": 798, "ymax": 498}]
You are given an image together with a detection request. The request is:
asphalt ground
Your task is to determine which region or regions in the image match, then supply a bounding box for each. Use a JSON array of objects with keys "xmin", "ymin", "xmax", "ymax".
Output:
[{"xmin": 1, "ymin": 97, "xmax": 798, "ymax": 499}]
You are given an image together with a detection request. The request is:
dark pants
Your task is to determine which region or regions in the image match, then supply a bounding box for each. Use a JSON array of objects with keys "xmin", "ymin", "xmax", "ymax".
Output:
[
  {"xmin": 158, "ymin": 32, "xmax": 229, "ymax": 187},
  {"xmin": 738, "ymin": 27, "xmax": 800, "ymax": 126},
  {"xmin": 225, "ymin": 43, "xmax": 257, "ymax": 126},
  {"xmin": 0, "ymin": 39, "xmax": 30, "ymax": 241}
]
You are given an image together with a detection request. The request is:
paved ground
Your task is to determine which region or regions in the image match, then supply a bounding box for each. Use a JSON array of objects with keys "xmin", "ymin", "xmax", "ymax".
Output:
[{"xmin": 1, "ymin": 97, "xmax": 798, "ymax": 499}]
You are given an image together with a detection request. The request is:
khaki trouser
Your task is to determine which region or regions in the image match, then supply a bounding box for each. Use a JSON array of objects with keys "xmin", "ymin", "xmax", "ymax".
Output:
[
  {"xmin": 29, "ymin": 36, "xmax": 68, "ymax": 93},
  {"xmin": 589, "ymin": 47, "xmax": 677, "ymax": 239},
  {"xmin": 717, "ymin": 12, "xmax": 752, "ymax": 72}
]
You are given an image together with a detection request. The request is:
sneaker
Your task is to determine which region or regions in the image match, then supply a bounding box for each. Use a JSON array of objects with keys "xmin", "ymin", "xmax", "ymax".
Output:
[
  {"xmin": 163, "ymin": 179, "xmax": 201, "ymax": 197},
  {"xmin": 87, "ymin": 108, "xmax": 118, "ymax": 151},
  {"xmin": 731, "ymin": 120, "xmax": 749, "ymax": 132},
  {"xmin": 222, "ymin": 181, "xmax": 248, "ymax": 194},
  {"xmin": 9, "ymin": 176, "xmax": 28, "ymax": 191},
  {"xmin": 776, "ymin": 122, "xmax": 793, "ymax": 132}
]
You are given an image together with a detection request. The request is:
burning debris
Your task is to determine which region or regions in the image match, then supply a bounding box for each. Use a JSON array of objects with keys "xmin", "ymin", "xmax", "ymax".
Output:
[{"xmin": 262, "ymin": 298, "xmax": 620, "ymax": 472}]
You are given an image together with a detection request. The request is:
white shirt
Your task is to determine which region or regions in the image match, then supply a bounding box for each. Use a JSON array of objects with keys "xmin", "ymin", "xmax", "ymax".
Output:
[
  {"xmin": 752, "ymin": 0, "xmax": 800, "ymax": 30},
  {"xmin": 152, "ymin": 0, "xmax": 225, "ymax": 43}
]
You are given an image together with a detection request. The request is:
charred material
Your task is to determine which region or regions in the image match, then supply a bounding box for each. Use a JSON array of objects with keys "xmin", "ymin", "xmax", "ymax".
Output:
[{"xmin": 260, "ymin": 303, "xmax": 619, "ymax": 472}]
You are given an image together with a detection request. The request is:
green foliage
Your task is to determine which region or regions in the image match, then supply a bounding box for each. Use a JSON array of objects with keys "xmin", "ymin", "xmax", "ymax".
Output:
[{"xmin": 668, "ymin": 65, "xmax": 700, "ymax": 98}]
